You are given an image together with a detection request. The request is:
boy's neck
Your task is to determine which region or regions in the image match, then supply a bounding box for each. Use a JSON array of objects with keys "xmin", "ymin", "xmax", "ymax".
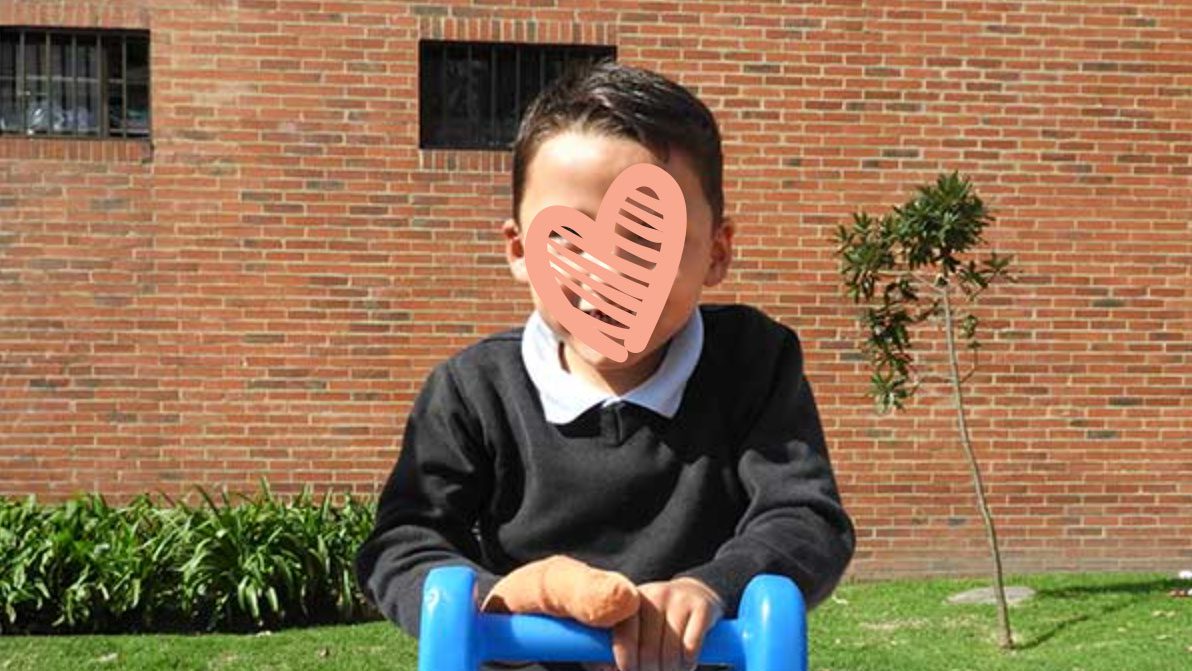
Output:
[{"xmin": 559, "ymin": 340, "xmax": 670, "ymax": 397}]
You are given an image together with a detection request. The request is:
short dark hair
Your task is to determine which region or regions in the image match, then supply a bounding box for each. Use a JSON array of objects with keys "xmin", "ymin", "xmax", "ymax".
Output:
[{"xmin": 511, "ymin": 60, "xmax": 725, "ymax": 229}]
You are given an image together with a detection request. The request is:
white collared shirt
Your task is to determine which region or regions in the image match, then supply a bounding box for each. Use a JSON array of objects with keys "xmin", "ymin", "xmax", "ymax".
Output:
[{"xmin": 520, "ymin": 308, "xmax": 705, "ymax": 425}]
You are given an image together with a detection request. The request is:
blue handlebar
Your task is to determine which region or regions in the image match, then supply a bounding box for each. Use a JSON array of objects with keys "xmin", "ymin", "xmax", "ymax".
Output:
[{"xmin": 418, "ymin": 566, "xmax": 807, "ymax": 671}]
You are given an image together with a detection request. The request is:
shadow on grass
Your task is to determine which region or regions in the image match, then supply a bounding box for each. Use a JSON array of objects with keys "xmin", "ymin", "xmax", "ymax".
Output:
[{"xmin": 1015, "ymin": 578, "xmax": 1181, "ymax": 650}]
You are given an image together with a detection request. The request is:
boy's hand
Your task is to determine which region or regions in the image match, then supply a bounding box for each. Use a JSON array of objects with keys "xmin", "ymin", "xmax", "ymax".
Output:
[
  {"xmin": 606, "ymin": 576, "xmax": 724, "ymax": 671},
  {"xmin": 481, "ymin": 555, "xmax": 640, "ymax": 628}
]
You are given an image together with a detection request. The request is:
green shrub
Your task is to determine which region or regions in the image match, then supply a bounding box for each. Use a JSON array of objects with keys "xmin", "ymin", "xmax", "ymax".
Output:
[{"xmin": 0, "ymin": 481, "xmax": 379, "ymax": 634}]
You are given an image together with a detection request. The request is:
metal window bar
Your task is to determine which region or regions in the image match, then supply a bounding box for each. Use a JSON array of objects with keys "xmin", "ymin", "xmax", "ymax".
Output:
[
  {"xmin": 100, "ymin": 33, "xmax": 109, "ymax": 137},
  {"xmin": 419, "ymin": 41, "xmax": 614, "ymax": 150},
  {"xmin": 121, "ymin": 37, "xmax": 128, "ymax": 136},
  {"xmin": 142, "ymin": 36, "xmax": 152, "ymax": 136},
  {"xmin": 0, "ymin": 28, "xmax": 148, "ymax": 139},
  {"xmin": 489, "ymin": 46, "xmax": 496, "ymax": 148},
  {"xmin": 146, "ymin": 38, "xmax": 152, "ymax": 136},
  {"xmin": 460, "ymin": 43, "xmax": 468, "ymax": 145},
  {"xmin": 41, "ymin": 31, "xmax": 48, "ymax": 134},
  {"xmin": 141, "ymin": 36, "xmax": 151, "ymax": 137},
  {"xmin": 92, "ymin": 34, "xmax": 101, "ymax": 135},
  {"xmin": 69, "ymin": 35, "xmax": 77, "ymax": 134},
  {"xmin": 40, "ymin": 30, "xmax": 48, "ymax": 134},
  {"xmin": 17, "ymin": 30, "xmax": 24, "ymax": 133},
  {"xmin": 438, "ymin": 43, "xmax": 447, "ymax": 144}
]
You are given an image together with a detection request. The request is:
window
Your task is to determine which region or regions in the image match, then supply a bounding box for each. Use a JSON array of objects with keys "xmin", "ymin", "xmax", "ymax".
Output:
[
  {"xmin": 0, "ymin": 28, "xmax": 150, "ymax": 138},
  {"xmin": 419, "ymin": 41, "xmax": 616, "ymax": 150}
]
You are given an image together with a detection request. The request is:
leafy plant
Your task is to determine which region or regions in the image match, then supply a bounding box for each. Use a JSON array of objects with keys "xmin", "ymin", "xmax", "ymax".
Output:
[
  {"xmin": 0, "ymin": 480, "xmax": 378, "ymax": 635},
  {"xmin": 836, "ymin": 171, "xmax": 1017, "ymax": 648}
]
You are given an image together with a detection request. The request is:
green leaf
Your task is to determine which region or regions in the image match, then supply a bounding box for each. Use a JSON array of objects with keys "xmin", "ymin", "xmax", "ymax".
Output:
[{"xmin": 961, "ymin": 313, "xmax": 979, "ymax": 339}]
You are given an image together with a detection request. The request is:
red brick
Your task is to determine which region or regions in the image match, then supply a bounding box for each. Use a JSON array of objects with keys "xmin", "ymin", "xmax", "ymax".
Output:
[{"xmin": 1, "ymin": 0, "xmax": 1189, "ymax": 580}]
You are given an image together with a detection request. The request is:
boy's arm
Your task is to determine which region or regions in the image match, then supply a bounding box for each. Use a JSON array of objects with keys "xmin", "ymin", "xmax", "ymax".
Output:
[
  {"xmin": 353, "ymin": 361, "xmax": 502, "ymax": 638},
  {"xmin": 676, "ymin": 329, "xmax": 855, "ymax": 615}
]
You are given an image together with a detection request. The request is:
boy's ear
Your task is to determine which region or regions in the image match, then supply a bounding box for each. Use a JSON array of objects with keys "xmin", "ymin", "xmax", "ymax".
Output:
[
  {"xmin": 503, "ymin": 218, "xmax": 530, "ymax": 283},
  {"xmin": 704, "ymin": 216, "xmax": 735, "ymax": 287}
]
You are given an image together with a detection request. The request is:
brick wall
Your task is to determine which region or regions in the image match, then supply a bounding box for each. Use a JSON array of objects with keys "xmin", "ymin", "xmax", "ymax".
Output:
[{"xmin": 1, "ymin": 0, "xmax": 1188, "ymax": 578}]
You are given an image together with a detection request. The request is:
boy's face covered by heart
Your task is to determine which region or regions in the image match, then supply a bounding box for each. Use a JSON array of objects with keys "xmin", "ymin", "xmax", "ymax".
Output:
[{"xmin": 506, "ymin": 131, "xmax": 733, "ymax": 394}]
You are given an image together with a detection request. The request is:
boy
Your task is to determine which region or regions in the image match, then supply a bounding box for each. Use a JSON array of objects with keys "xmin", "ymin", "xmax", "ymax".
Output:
[{"xmin": 355, "ymin": 61, "xmax": 855, "ymax": 671}]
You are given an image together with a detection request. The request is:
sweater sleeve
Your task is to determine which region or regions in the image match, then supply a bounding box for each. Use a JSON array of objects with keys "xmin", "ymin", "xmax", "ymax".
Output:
[
  {"xmin": 676, "ymin": 329, "xmax": 855, "ymax": 615},
  {"xmin": 354, "ymin": 360, "xmax": 503, "ymax": 639}
]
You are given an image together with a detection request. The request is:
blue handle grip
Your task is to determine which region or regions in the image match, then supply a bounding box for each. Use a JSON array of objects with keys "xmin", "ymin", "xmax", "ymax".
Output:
[{"xmin": 418, "ymin": 566, "xmax": 807, "ymax": 671}]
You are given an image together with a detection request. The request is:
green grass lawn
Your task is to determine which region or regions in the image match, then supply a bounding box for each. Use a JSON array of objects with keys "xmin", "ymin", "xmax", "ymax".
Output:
[{"xmin": 1, "ymin": 573, "xmax": 1188, "ymax": 670}]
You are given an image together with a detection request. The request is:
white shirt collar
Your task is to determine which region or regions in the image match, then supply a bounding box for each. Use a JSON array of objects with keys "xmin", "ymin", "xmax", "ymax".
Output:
[{"xmin": 521, "ymin": 308, "xmax": 704, "ymax": 425}]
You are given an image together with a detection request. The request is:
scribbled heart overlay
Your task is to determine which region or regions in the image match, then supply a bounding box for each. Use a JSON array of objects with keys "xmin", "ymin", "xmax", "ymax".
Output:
[{"xmin": 525, "ymin": 162, "xmax": 687, "ymax": 363}]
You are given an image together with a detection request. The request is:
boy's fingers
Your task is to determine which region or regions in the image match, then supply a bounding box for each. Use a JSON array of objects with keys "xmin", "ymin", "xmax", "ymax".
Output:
[
  {"xmin": 638, "ymin": 596, "xmax": 665, "ymax": 671},
  {"xmin": 662, "ymin": 605, "xmax": 690, "ymax": 671},
  {"xmin": 681, "ymin": 606, "xmax": 713, "ymax": 668},
  {"xmin": 612, "ymin": 613, "xmax": 639, "ymax": 671}
]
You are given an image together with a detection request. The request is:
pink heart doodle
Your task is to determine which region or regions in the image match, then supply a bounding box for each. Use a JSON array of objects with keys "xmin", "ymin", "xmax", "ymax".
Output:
[{"xmin": 525, "ymin": 162, "xmax": 687, "ymax": 363}]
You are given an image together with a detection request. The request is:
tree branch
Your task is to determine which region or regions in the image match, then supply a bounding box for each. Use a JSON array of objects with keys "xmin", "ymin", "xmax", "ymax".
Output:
[{"xmin": 941, "ymin": 282, "xmax": 1013, "ymax": 649}]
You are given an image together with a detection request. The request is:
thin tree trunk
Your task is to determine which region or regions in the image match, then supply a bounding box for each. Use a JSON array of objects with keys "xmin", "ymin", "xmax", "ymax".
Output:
[{"xmin": 940, "ymin": 281, "xmax": 1014, "ymax": 649}]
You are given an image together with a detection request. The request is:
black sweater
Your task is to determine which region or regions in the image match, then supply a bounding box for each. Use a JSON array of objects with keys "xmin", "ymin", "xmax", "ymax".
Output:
[{"xmin": 354, "ymin": 304, "xmax": 855, "ymax": 643}]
